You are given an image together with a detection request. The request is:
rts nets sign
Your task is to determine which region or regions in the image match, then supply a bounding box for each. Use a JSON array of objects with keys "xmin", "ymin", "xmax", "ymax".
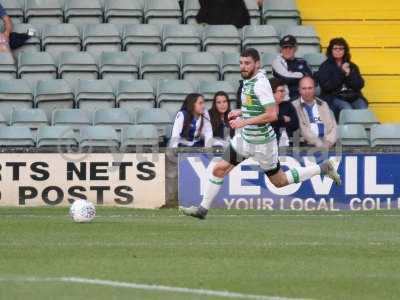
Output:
[{"xmin": 0, "ymin": 153, "xmax": 165, "ymax": 208}]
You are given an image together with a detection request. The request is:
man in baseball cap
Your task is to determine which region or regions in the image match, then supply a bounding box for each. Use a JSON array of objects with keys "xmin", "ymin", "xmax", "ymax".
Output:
[{"xmin": 272, "ymin": 35, "xmax": 313, "ymax": 100}]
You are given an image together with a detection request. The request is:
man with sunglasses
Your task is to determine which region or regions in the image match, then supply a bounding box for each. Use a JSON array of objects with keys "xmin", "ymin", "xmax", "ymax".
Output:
[{"xmin": 272, "ymin": 35, "xmax": 312, "ymax": 101}]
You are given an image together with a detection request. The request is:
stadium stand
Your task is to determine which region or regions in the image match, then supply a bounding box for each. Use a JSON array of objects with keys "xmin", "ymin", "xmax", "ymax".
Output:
[
  {"xmin": 0, "ymin": 126, "xmax": 35, "ymax": 147},
  {"xmin": 0, "ymin": 0, "xmax": 397, "ymax": 147},
  {"xmin": 10, "ymin": 108, "xmax": 48, "ymax": 130},
  {"xmin": 297, "ymin": 0, "xmax": 400, "ymax": 122},
  {"xmin": 79, "ymin": 126, "xmax": 120, "ymax": 148},
  {"xmin": 198, "ymin": 81, "xmax": 236, "ymax": 108},
  {"xmin": 370, "ymin": 124, "xmax": 400, "ymax": 147},
  {"xmin": 338, "ymin": 124, "xmax": 370, "ymax": 146},
  {"xmin": 121, "ymin": 124, "xmax": 160, "ymax": 147}
]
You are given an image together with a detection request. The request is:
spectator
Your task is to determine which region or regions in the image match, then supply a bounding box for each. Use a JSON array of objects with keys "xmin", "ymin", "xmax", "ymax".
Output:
[
  {"xmin": 208, "ymin": 91, "xmax": 234, "ymax": 148},
  {"xmin": 317, "ymin": 37, "xmax": 368, "ymax": 120},
  {"xmin": 0, "ymin": 4, "xmax": 34, "ymax": 54},
  {"xmin": 169, "ymin": 93, "xmax": 213, "ymax": 148},
  {"xmin": 269, "ymin": 78, "xmax": 299, "ymax": 146},
  {"xmin": 292, "ymin": 76, "xmax": 337, "ymax": 149},
  {"xmin": 196, "ymin": 0, "xmax": 250, "ymax": 28},
  {"xmin": 272, "ymin": 35, "xmax": 313, "ymax": 100}
]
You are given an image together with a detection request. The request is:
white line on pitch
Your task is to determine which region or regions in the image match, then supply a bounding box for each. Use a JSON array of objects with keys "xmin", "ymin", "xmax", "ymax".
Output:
[{"xmin": 0, "ymin": 276, "xmax": 310, "ymax": 300}]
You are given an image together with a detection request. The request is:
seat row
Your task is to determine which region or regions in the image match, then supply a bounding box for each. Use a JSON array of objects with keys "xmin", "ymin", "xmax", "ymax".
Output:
[
  {"xmin": 12, "ymin": 23, "xmax": 320, "ymax": 57},
  {"xmin": 340, "ymin": 124, "xmax": 400, "ymax": 147},
  {"xmin": 6, "ymin": 0, "xmax": 299, "ymax": 26},
  {"xmin": 0, "ymin": 78, "xmax": 237, "ymax": 118},
  {"xmin": 0, "ymin": 125, "xmax": 161, "ymax": 148}
]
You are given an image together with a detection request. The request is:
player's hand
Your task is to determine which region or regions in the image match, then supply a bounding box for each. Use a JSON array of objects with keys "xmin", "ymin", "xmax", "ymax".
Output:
[
  {"xmin": 229, "ymin": 118, "xmax": 247, "ymax": 129},
  {"xmin": 228, "ymin": 109, "xmax": 242, "ymax": 120}
]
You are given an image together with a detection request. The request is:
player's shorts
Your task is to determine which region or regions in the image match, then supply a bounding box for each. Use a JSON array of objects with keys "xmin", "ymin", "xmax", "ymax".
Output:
[{"xmin": 222, "ymin": 133, "xmax": 281, "ymax": 177}]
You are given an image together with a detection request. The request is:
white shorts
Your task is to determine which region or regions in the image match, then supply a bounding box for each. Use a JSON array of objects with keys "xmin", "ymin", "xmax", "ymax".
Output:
[{"xmin": 226, "ymin": 133, "xmax": 279, "ymax": 173}]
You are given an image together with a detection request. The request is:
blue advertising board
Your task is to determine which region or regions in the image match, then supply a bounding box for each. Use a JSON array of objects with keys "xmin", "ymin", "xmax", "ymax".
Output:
[{"xmin": 178, "ymin": 153, "xmax": 400, "ymax": 211}]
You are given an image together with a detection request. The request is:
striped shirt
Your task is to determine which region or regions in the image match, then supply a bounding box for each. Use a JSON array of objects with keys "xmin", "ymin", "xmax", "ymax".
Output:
[{"xmin": 240, "ymin": 70, "xmax": 276, "ymax": 144}]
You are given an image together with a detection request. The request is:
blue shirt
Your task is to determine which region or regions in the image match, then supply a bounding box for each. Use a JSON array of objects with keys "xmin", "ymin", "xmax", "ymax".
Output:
[{"xmin": 0, "ymin": 4, "xmax": 7, "ymax": 18}]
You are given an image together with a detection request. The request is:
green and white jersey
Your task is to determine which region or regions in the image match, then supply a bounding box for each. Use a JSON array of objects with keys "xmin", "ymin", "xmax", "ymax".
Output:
[{"xmin": 240, "ymin": 70, "xmax": 276, "ymax": 144}]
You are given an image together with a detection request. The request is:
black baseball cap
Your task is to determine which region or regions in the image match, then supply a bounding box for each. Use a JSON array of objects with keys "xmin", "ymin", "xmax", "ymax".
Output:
[{"xmin": 280, "ymin": 35, "xmax": 297, "ymax": 48}]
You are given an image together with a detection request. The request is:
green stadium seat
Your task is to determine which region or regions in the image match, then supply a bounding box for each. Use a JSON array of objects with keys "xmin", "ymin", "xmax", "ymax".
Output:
[
  {"xmin": 64, "ymin": 0, "xmax": 103, "ymax": 25},
  {"xmin": 58, "ymin": 51, "xmax": 98, "ymax": 86},
  {"xmin": 162, "ymin": 24, "xmax": 202, "ymax": 53},
  {"xmin": 12, "ymin": 23, "xmax": 41, "ymax": 57},
  {"xmin": 156, "ymin": 79, "xmax": 195, "ymax": 117},
  {"xmin": 81, "ymin": 24, "xmax": 122, "ymax": 58},
  {"xmin": 93, "ymin": 108, "xmax": 132, "ymax": 130},
  {"xmin": 280, "ymin": 26, "xmax": 320, "ymax": 56},
  {"xmin": 371, "ymin": 124, "xmax": 400, "ymax": 147},
  {"xmin": 17, "ymin": 52, "xmax": 57, "ymax": 86},
  {"xmin": 220, "ymin": 52, "xmax": 240, "ymax": 82},
  {"xmin": 0, "ymin": 52, "xmax": 17, "ymax": 79},
  {"xmin": 0, "ymin": 112, "xmax": 7, "ymax": 126},
  {"xmin": 104, "ymin": 0, "xmax": 143, "ymax": 24},
  {"xmin": 99, "ymin": 52, "xmax": 138, "ymax": 87},
  {"xmin": 37, "ymin": 126, "xmax": 78, "ymax": 148},
  {"xmin": 244, "ymin": 0, "xmax": 261, "ymax": 25},
  {"xmin": 75, "ymin": 79, "xmax": 115, "ymax": 111},
  {"xmin": 140, "ymin": 52, "xmax": 180, "ymax": 87},
  {"xmin": 338, "ymin": 124, "xmax": 370, "ymax": 146},
  {"xmin": 52, "ymin": 108, "xmax": 91, "ymax": 130},
  {"xmin": 136, "ymin": 108, "xmax": 173, "ymax": 138},
  {"xmin": 198, "ymin": 81, "xmax": 237, "ymax": 108},
  {"xmin": 35, "ymin": 79, "xmax": 75, "ymax": 120},
  {"xmin": 10, "ymin": 108, "xmax": 48, "ymax": 130},
  {"xmin": 202, "ymin": 25, "xmax": 241, "ymax": 53},
  {"xmin": 123, "ymin": 24, "xmax": 162, "ymax": 54},
  {"xmin": 0, "ymin": 126, "xmax": 35, "ymax": 147},
  {"xmin": 2, "ymin": 0, "xmax": 24, "ymax": 23},
  {"xmin": 116, "ymin": 79, "xmax": 155, "ymax": 112},
  {"xmin": 183, "ymin": 0, "xmax": 200, "ymax": 24},
  {"xmin": 262, "ymin": 0, "xmax": 300, "ymax": 27},
  {"xmin": 242, "ymin": 25, "xmax": 280, "ymax": 54},
  {"xmin": 303, "ymin": 53, "xmax": 326, "ymax": 73},
  {"xmin": 80, "ymin": 126, "xmax": 120, "ymax": 148},
  {"xmin": 181, "ymin": 52, "xmax": 220, "ymax": 86},
  {"xmin": 42, "ymin": 24, "xmax": 81, "ymax": 57},
  {"xmin": 261, "ymin": 52, "xmax": 276, "ymax": 75},
  {"xmin": 339, "ymin": 109, "xmax": 379, "ymax": 129},
  {"xmin": 144, "ymin": 0, "xmax": 182, "ymax": 25},
  {"xmin": 121, "ymin": 124, "xmax": 159, "ymax": 147},
  {"xmin": 25, "ymin": 0, "xmax": 63, "ymax": 25},
  {"xmin": 0, "ymin": 79, "xmax": 33, "ymax": 122}
]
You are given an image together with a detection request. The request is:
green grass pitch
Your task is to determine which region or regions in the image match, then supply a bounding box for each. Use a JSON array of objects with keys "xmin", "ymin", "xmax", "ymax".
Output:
[{"xmin": 0, "ymin": 207, "xmax": 399, "ymax": 300}]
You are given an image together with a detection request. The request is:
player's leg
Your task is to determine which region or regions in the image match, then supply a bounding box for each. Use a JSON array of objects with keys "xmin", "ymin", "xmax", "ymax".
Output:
[
  {"xmin": 181, "ymin": 142, "xmax": 240, "ymax": 219},
  {"xmin": 256, "ymin": 140, "xmax": 341, "ymax": 188},
  {"xmin": 267, "ymin": 158, "xmax": 341, "ymax": 188}
]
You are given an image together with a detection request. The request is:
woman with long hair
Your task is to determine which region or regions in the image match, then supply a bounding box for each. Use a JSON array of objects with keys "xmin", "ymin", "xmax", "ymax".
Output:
[
  {"xmin": 317, "ymin": 37, "xmax": 368, "ymax": 120},
  {"xmin": 169, "ymin": 93, "xmax": 213, "ymax": 148},
  {"xmin": 208, "ymin": 91, "xmax": 234, "ymax": 147}
]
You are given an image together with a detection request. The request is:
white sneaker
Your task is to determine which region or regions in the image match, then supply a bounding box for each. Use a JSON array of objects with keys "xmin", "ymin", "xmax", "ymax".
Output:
[{"xmin": 322, "ymin": 159, "xmax": 342, "ymax": 186}]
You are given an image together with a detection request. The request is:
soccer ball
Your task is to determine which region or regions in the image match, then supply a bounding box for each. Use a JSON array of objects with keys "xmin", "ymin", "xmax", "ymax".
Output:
[{"xmin": 69, "ymin": 200, "xmax": 96, "ymax": 223}]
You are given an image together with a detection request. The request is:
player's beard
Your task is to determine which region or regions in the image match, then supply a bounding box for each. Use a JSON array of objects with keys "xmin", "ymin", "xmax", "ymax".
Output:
[{"xmin": 241, "ymin": 69, "xmax": 256, "ymax": 79}]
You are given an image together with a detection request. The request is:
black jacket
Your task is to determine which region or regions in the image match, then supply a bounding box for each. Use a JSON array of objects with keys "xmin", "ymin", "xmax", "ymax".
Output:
[
  {"xmin": 271, "ymin": 101, "xmax": 299, "ymax": 141},
  {"xmin": 317, "ymin": 57, "xmax": 366, "ymax": 104},
  {"xmin": 196, "ymin": 0, "xmax": 250, "ymax": 28},
  {"xmin": 272, "ymin": 56, "xmax": 313, "ymax": 100}
]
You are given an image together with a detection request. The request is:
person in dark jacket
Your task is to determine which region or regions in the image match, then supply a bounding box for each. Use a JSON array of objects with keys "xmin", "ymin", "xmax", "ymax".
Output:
[
  {"xmin": 208, "ymin": 91, "xmax": 234, "ymax": 147},
  {"xmin": 269, "ymin": 78, "xmax": 299, "ymax": 145},
  {"xmin": 317, "ymin": 37, "xmax": 368, "ymax": 120},
  {"xmin": 272, "ymin": 35, "xmax": 313, "ymax": 101},
  {"xmin": 196, "ymin": 0, "xmax": 250, "ymax": 28}
]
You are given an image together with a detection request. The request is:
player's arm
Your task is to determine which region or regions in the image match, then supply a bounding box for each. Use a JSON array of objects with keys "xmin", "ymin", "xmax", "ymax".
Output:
[{"xmin": 230, "ymin": 104, "xmax": 277, "ymax": 129}]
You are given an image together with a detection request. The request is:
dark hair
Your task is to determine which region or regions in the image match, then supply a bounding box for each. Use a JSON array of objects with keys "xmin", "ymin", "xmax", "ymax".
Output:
[
  {"xmin": 209, "ymin": 91, "xmax": 231, "ymax": 138},
  {"xmin": 269, "ymin": 78, "xmax": 286, "ymax": 93},
  {"xmin": 241, "ymin": 48, "xmax": 260, "ymax": 62},
  {"xmin": 326, "ymin": 37, "xmax": 351, "ymax": 62},
  {"xmin": 180, "ymin": 93, "xmax": 205, "ymax": 140}
]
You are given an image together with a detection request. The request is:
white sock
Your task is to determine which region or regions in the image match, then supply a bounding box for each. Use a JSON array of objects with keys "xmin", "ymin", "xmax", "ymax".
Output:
[
  {"xmin": 285, "ymin": 165, "xmax": 321, "ymax": 184},
  {"xmin": 200, "ymin": 175, "xmax": 224, "ymax": 210}
]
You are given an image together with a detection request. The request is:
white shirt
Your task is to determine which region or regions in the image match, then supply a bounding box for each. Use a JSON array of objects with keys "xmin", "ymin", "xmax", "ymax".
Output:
[
  {"xmin": 301, "ymin": 97, "xmax": 324, "ymax": 138},
  {"xmin": 169, "ymin": 111, "xmax": 213, "ymax": 148}
]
